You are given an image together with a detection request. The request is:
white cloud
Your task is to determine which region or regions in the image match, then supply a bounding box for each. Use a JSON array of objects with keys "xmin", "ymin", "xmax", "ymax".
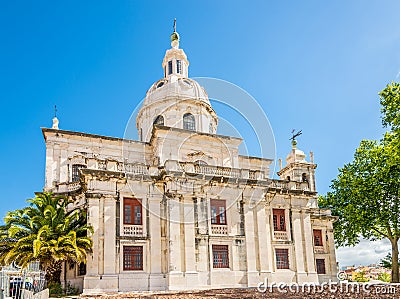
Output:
[{"xmin": 336, "ymin": 239, "xmax": 391, "ymax": 268}]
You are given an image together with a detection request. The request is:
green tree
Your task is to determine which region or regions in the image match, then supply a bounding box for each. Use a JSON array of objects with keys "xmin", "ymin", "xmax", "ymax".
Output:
[
  {"xmin": 380, "ymin": 82, "xmax": 400, "ymax": 133},
  {"xmin": 0, "ymin": 192, "xmax": 93, "ymax": 283},
  {"xmin": 379, "ymin": 252, "xmax": 400, "ymax": 270},
  {"xmin": 377, "ymin": 272, "xmax": 391, "ymax": 283},
  {"xmin": 353, "ymin": 271, "xmax": 370, "ymax": 283},
  {"xmin": 319, "ymin": 82, "xmax": 400, "ymax": 282}
]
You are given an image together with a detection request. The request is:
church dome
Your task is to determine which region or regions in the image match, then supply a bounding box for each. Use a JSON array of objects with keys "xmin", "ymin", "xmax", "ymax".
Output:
[
  {"xmin": 136, "ymin": 22, "xmax": 218, "ymax": 142},
  {"xmin": 143, "ymin": 77, "xmax": 211, "ymax": 107}
]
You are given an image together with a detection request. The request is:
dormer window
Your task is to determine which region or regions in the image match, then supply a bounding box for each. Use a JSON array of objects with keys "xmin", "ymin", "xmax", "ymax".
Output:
[
  {"xmin": 183, "ymin": 113, "xmax": 195, "ymax": 131},
  {"xmin": 168, "ymin": 61, "xmax": 173, "ymax": 75},
  {"xmin": 176, "ymin": 60, "xmax": 182, "ymax": 74},
  {"xmin": 154, "ymin": 115, "xmax": 164, "ymax": 126}
]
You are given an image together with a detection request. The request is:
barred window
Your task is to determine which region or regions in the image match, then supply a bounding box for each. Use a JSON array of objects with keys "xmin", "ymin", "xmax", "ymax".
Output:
[
  {"xmin": 71, "ymin": 164, "xmax": 86, "ymax": 182},
  {"xmin": 212, "ymin": 245, "xmax": 229, "ymax": 268},
  {"xmin": 313, "ymin": 229, "xmax": 323, "ymax": 246},
  {"xmin": 123, "ymin": 246, "xmax": 143, "ymax": 270},
  {"xmin": 316, "ymin": 259, "xmax": 326, "ymax": 274},
  {"xmin": 154, "ymin": 115, "xmax": 164, "ymax": 126},
  {"xmin": 183, "ymin": 113, "xmax": 195, "ymax": 131},
  {"xmin": 273, "ymin": 209, "xmax": 286, "ymax": 231},
  {"xmin": 275, "ymin": 248, "xmax": 289, "ymax": 269},
  {"xmin": 124, "ymin": 198, "xmax": 142, "ymax": 225}
]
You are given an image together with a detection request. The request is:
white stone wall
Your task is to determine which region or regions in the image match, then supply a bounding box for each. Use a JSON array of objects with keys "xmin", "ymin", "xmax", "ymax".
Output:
[{"xmin": 43, "ymin": 128, "xmax": 337, "ymax": 293}]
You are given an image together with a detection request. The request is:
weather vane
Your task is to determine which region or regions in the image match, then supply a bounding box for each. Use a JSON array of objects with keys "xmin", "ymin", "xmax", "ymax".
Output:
[
  {"xmin": 54, "ymin": 105, "xmax": 57, "ymax": 118},
  {"xmin": 290, "ymin": 129, "xmax": 302, "ymax": 146},
  {"xmin": 173, "ymin": 18, "xmax": 176, "ymax": 32}
]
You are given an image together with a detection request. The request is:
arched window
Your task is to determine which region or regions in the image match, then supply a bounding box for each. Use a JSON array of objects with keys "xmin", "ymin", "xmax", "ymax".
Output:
[
  {"xmin": 153, "ymin": 115, "xmax": 164, "ymax": 126},
  {"xmin": 194, "ymin": 160, "xmax": 207, "ymax": 165},
  {"xmin": 183, "ymin": 113, "xmax": 195, "ymax": 131}
]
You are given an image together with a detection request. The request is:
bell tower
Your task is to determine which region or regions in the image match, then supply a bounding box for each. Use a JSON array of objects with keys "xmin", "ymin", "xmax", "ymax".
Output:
[{"xmin": 277, "ymin": 135, "xmax": 317, "ymax": 192}]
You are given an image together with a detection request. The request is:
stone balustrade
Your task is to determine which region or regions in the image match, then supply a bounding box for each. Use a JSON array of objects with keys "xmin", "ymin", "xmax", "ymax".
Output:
[
  {"xmin": 274, "ymin": 231, "xmax": 289, "ymax": 240},
  {"xmin": 123, "ymin": 224, "xmax": 143, "ymax": 237},
  {"xmin": 211, "ymin": 225, "xmax": 228, "ymax": 235},
  {"xmin": 53, "ymin": 159, "xmax": 312, "ymax": 194}
]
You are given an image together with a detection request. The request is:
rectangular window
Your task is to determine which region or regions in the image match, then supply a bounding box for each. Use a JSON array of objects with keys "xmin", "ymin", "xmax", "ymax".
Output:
[
  {"xmin": 176, "ymin": 60, "xmax": 182, "ymax": 74},
  {"xmin": 316, "ymin": 259, "xmax": 326, "ymax": 274},
  {"xmin": 275, "ymin": 248, "xmax": 289, "ymax": 269},
  {"xmin": 211, "ymin": 200, "xmax": 227, "ymax": 225},
  {"xmin": 313, "ymin": 229, "xmax": 323, "ymax": 246},
  {"xmin": 78, "ymin": 262, "xmax": 86, "ymax": 276},
  {"xmin": 124, "ymin": 198, "xmax": 142, "ymax": 225},
  {"xmin": 123, "ymin": 246, "xmax": 143, "ymax": 270},
  {"xmin": 212, "ymin": 245, "xmax": 229, "ymax": 268},
  {"xmin": 168, "ymin": 61, "xmax": 173, "ymax": 75},
  {"xmin": 71, "ymin": 164, "xmax": 86, "ymax": 182},
  {"xmin": 273, "ymin": 209, "xmax": 286, "ymax": 231}
]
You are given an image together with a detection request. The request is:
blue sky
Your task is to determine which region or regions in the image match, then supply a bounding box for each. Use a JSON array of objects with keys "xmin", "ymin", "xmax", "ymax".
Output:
[{"xmin": 0, "ymin": 1, "xmax": 399, "ymax": 266}]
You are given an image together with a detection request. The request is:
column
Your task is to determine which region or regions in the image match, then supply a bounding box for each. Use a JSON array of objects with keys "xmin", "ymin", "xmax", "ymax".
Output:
[
  {"xmin": 291, "ymin": 209, "xmax": 306, "ymax": 282},
  {"xmin": 256, "ymin": 204, "xmax": 271, "ymax": 274},
  {"xmin": 86, "ymin": 197, "xmax": 99, "ymax": 275},
  {"xmin": 103, "ymin": 196, "xmax": 116, "ymax": 274},
  {"xmin": 244, "ymin": 202, "xmax": 258, "ymax": 286},
  {"xmin": 303, "ymin": 212, "xmax": 318, "ymax": 280},
  {"xmin": 183, "ymin": 197, "xmax": 198, "ymax": 288},
  {"xmin": 168, "ymin": 196, "xmax": 183, "ymax": 290}
]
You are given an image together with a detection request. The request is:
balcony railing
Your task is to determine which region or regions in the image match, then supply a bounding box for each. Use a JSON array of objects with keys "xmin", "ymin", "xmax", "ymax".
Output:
[
  {"xmin": 211, "ymin": 225, "xmax": 228, "ymax": 235},
  {"xmin": 314, "ymin": 246, "xmax": 325, "ymax": 254},
  {"xmin": 274, "ymin": 231, "xmax": 289, "ymax": 241},
  {"xmin": 53, "ymin": 181, "xmax": 81, "ymax": 194},
  {"xmin": 123, "ymin": 225, "xmax": 143, "ymax": 237}
]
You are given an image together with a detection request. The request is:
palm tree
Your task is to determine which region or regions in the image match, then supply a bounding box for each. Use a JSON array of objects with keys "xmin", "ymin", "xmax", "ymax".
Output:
[{"xmin": 0, "ymin": 192, "xmax": 93, "ymax": 283}]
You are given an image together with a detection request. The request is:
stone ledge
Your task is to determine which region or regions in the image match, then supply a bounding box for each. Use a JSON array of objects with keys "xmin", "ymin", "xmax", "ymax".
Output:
[{"xmin": 79, "ymin": 285, "xmax": 400, "ymax": 298}]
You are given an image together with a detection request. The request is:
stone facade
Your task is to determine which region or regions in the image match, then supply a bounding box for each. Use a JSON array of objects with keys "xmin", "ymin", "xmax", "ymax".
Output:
[{"xmin": 42, "ymin": 28, "xmax": 338, "ymax": 294}]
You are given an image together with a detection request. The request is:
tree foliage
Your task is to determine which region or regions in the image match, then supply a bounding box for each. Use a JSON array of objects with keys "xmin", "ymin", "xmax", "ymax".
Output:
[
  {"xmin": 319, "ymin": 81, "xmax": 400, "ymax": 282},
  {"xmin": 380, "ymin": 253, "xmax": 398, "ymax": 269},
  {"xmin": 380, "ymin": 82, "xmax": 400, "ymax": 132},
  {"xmin": 0, "ymin": 192, "xmax": 93, "ymax": 283}
]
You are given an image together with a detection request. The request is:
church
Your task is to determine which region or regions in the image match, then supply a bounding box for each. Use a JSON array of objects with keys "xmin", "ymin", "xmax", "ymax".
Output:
[{"xmin": 42, "ymin": 25, "xmax": 338, "ymax": 293}]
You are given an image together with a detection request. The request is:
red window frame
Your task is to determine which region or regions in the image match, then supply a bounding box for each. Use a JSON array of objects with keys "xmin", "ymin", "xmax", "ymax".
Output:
[
  {"xmin": 313, "ymin": 229, "xmax": 323, "ymax": 246},
  {"xmin": 211, "ymin": 200, "xmax": 227, "ymax": 225},
  {"xmin": 316, "ymin": 259, "xmax": 326, "ymax": 274},
  {"xmin": 273, "ymin": 209, "xmax": 286, "ymax": 231},
  {"xmin": 123, "ymin": 198, "xmax": 142, "ymax": 225},
  {"xmin": 275, "ymin": 248, "xmax": 289, "ymax": 269},
  {"xmin": 123, "ymin": 246, "xmax": 143, "ymax": 270},
  {"xmin": 212, "ymin": 245, "xmax": 229, "ymax": 268}
]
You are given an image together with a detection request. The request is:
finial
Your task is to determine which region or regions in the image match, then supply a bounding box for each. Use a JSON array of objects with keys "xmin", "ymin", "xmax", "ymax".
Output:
[
  {"xmin": 290, "ymin": 129, "xmax": 302, "ymax": 148},
  {"xmin": 52, "ymin": 104, "xmax": 59, "ymax": 130},
  {"xmin": 170, "ymin": 18, "xmax": 180, "ymax": 49}
]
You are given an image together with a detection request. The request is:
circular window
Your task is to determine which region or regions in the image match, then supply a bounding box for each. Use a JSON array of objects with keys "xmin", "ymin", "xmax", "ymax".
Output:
[{"xmin": 157, "ymin": 81, "xmax": 165, "ymax": 88}]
